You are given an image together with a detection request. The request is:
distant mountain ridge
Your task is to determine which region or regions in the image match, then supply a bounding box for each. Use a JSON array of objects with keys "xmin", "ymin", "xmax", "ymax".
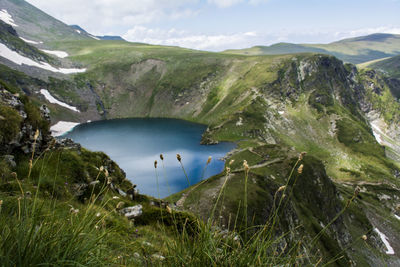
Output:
[
  {"xmin": 69, "ymin": 25, "xmax": 125, "ymax": 41},
  {"xmin": 1, "ymin": 0, "xmax": 400, "ymax": 265},
  {"xmin": 224, "ymin": 33, "xmax": 400, "ymax": 64}
]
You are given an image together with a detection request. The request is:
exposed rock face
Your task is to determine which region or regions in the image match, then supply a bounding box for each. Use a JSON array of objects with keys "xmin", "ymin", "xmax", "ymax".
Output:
[
  {"xmin": 0, "ymin": 87, "xmax": 51, "ymax": 155},
  {"xmin": 120, "ymin": 205, "xmax": 143, "ymax": 219}
]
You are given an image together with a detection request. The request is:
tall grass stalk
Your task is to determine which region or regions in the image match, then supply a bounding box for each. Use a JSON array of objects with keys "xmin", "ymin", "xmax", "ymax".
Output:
[
  {"xmin": 160, "ymin": 154, "xmax": 171, "ymax": 196},
  {"xmin": 177, "ymin": 153, "xmax": 190, "ymax": 186},
  {"xmin": 243, "ymin": 160, "xmax": 249, "ymax": 240}
]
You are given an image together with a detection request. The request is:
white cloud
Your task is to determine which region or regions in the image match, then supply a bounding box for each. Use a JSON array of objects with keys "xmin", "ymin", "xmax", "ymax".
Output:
[
  {"xmin": 26, "ymin": 0, "xmax": 199, "ymax": 34},
  {"xmin": 334, "ymin": 26, "xmax": 400, "ymax": 40},
  {"xmin": 207, "ymin": 0, "xmax": 268, "ymax": 8},
  {"xmin": 123, "ymin": 26, "xmax": 260, "ymax": 51},
  {"xmin": 122, "ymin": 25, "xmax": 400, "ymax": 51},
  {"xmin": 207, "ymin": 0, "xmax": 243, "ymax": 8}
]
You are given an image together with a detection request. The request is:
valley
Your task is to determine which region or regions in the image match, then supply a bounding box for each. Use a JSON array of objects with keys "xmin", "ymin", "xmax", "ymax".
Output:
[{"xmin": 1, "ymin": 0, "xmax": 400, "ymax": 265}]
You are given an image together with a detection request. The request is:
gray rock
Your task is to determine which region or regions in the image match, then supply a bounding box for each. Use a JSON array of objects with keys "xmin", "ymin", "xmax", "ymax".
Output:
[
  {"xmin": 72, "ymin": 183, "xmax": 88, "ymax": 197},
  {"xmin": 40, "ymin": 105, "xmax": 51, "ymax": 122},
  {"xmin": 2, "ymin": 155, "xmax": 16, "ymax": 168},
  {"xmin": 120, "ymin": 204, "xmax": 143, "ymax": 219}
]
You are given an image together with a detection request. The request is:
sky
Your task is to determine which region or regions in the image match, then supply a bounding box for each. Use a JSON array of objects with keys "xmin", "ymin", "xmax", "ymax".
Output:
[{"xmin": 26, "ymin": 0, "xmax": 400, "ymax": 51}]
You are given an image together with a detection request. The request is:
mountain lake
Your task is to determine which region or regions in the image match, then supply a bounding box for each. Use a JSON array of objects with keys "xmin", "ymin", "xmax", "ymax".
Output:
[{"xmin": 63, "ymin": 118, "xmax": 236, "ymax": 198}]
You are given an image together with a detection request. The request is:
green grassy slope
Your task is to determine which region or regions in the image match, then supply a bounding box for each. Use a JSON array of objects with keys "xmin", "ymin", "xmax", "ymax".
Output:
[
  {"xmin": 364, "ymin": 55, "xmax": 400, "ymax": 78},
  {"xmin": 0, "ymin": 2, "xmax": 400, "ymax": 263}
]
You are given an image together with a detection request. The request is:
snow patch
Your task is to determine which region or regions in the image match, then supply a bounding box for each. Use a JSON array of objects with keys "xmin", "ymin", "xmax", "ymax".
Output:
[
  {"xmin": 90, "ymin": 35, "xmax": 100, "ymax": 40},
  {"xmin": 0, "ymin": 9, "xmax": 17, "ymax": 27},
  {"xmin": 50, "ymin": 121, "xmax": 80, "ymax": 137},
  {"xmin": 20, "ymin": 37, "xmax": 42, "ymax": 45},
  {"xmin": 278, "ymin": 111, "xmax": 285, "ymax": 115},
  {"xmin": 0, "ymin": 43, "xmax": 86, "ymax": 74},
  {"xmin": 75, "ymin": 29, "xmax": 81, "ymax": 34},
  {"xmin": 374, "ymin": 228, "xmax": 395, "ymax": 255},
  {"xmin": 40, "ymin": 89, "xmax": 80, "ymax": 112},
  {"xmin": 236, "ymin": 117, "xmax": 243, "ymax": 126},
  {"xmin": 371, "ymin": 122, "xmax": 383, "ymax": 144},
  {"xmin": 41, "ymin": 49, "xmax": 68, "ymax": 58}
]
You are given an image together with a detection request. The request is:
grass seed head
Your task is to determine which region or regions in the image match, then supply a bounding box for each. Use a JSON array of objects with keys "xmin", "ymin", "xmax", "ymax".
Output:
[
  {"xmin": 166, "ymin": 205, "xmax": 172, "ymax": 214},
  {"xmin": 176, "ymin": 154, "xmax": 182, "ymax": 162},
  {"xmin": 160, "ymin": 154, "xmax": 164, "ymax": 161},
  {"xmin": 154, "ymin": 160, "xmax": 158, "ymax": 168},
  {"xmin": 116, "ymin": 201, "xmax": 124, "ymax": 209},
  {"xmin": 298, "ymin": 152, "xmax": 307, "ymax": 161},
  {"xmin": 277, "ymin": 185, "xmax": 286, "ymax": 192},
  {"xmin": 354, "ymin": 186, "xmax": 361, "ymax": 197},
  {"xmin": 69, "ymin": 206, "xmax": 79, "ymax": 214},
  {"xmin": 361, "ymin": 235, "xmax": 367, "ymax": 241},
  {"xmin": 33, "ymin": 129, "xmax": 39, "ymax": 140},
  {"xmin": 396, "ymin": 204, "xmax": 400, "ymax": 211},
  {"xmin": 207, "ymin": 156, "xmax": 212, "ymax": 165},
  {"xmin": 226, "ymin": 167, "xmax": 231, "ymax": 174},
  {"xmin": 243, "ymin": 160, "xmax": 249, "ymax": 172},
  {"xmin": 99, "ymin": 166, "xmax": 104, "ymax": 172},
  {"xmin": 229, "ymin": 159, "xmax": 235, "ymax": 165},
  {"xmin": 297, "ymin": 164, "xmax": 304, "ymax": 174}
]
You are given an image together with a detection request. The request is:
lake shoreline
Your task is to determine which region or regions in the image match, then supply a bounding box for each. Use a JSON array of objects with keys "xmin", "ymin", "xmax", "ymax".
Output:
[{"xmin": 61, "ymin": 118, "xmax": 236, "ymax": 198}]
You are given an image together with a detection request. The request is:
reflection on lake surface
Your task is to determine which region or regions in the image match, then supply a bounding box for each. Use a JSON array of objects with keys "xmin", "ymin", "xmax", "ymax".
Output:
[{"xmin": 63, "ymin": 118, "xmax": 236, "ymax": 198}]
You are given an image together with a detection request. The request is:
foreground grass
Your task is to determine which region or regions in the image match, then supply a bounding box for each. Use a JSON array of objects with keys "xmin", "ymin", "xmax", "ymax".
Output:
[{"xmin": 1, "ymin": 144, "xmax": 368, "ymax": 266}]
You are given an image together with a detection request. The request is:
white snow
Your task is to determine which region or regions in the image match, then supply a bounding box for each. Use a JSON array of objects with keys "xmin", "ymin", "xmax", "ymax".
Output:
[
  {"xmin": 395, "ymin": 214, "xmax": 400, "ymax": 221},
  {"xmin": 41, "ymin": 49, "xmax": 69, "ymax": 58},
  {"xmin": 0, "ymin": 9, "xmax": 17, "ymax": 27},
  {"xmin": 20, "ymin": 37, "xmax": 42, "ymax": 45},
  {"xmin": 236, "ymin": 117, "xmax": 243, "ymax": 126},
  {"xmin": 90, "ymin": 35, "xmax": 100, "ymax": 40},
  {"xmin": 374, "ymin": 228, "xmax": 395, "ymax": 255},
  {"xmin": 371, "ymin": 122, "xmax": 383, "ymax": 144},
  {"xmin": 50, "ymin": 121, "xmax": 80, "ymax": 137},
  {"xmin": 278, "ymin": 111, "xmax": 285, "ymax": 115},
  {"xmin": 40, "ymin": 89, "xmax": 80, "ymax": 112},
  {"xmin": 0, "ymin": 43, "xmax": 86, "ymax": 74},
  {"xmin": 75, "ymin": 29, "xmax": 81, "ymax": 34}
]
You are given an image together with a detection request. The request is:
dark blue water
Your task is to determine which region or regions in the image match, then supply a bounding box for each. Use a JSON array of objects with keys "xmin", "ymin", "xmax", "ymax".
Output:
[{"xmin": 63, "ymin": 118, "xmax": 235, "ymax": 198}]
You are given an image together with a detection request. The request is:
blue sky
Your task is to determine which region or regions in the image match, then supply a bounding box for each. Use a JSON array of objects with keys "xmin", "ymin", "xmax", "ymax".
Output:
[{"xmin": 27, "ymin": 0, "xmax": 400, "ymax": 51}]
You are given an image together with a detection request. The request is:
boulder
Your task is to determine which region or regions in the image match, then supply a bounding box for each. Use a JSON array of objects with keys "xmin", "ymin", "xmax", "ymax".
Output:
[{"xmin": 120, "ymin": 204, "xmax": 143, "ymax": 219}]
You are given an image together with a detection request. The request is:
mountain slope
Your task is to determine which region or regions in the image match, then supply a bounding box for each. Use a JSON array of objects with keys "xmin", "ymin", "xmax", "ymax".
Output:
[
  {"xmin": 0, "ymin": 0, "xmax": 90, "ymax": 43},
  {"xmin": 224, "ymin": 33, "xmax": 400, "ymax": 64},
  {"xmin": 69, "ymin": 25, "xmax": 125, "ymax": 41},
  {"xmin": 1, "ymin": 1, "xmax": 400, "ymax": 265},
  {"xmin": 364, "ymin": 55, "xmax": 400, "ymax": 79}
]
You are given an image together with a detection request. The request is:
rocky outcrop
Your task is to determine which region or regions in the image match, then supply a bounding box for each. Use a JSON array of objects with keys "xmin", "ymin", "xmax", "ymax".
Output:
[
  {"xmin": 0, "ymin": 87, "xmax": 51, "ymax": 155},
  {"xmin": 120, "ymin": 205, "xmax": 143, "ymax": 219}
]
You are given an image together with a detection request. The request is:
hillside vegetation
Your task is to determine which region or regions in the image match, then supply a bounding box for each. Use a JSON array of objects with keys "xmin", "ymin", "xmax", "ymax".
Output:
[
  {"xmin": 363, "ymin": 55, "xmax": 400, "ymax": 79},
  {"xmin": 1, "ymin": 0, "xmax": 400, "ymax": 265}
]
